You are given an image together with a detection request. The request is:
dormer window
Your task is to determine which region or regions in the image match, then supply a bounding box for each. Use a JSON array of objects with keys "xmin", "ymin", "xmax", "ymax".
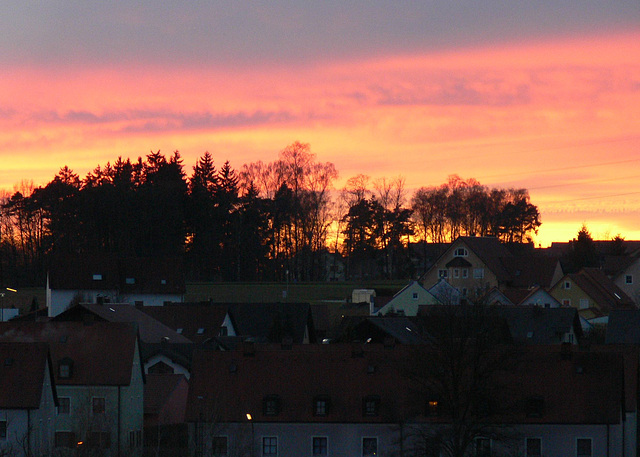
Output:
[
  {"xmin": 58, "ymin": 358, "xmax": 74, "ymax": 379},
  {"xmin": 263, "ymin": 395, "xmax": 281, "ymax": 416},
  {"xmin": 454, "ymin": 248, "xmax": 468, "ymax": 257},
  {"xmin": 363, "ymin": 395, "xmax": 380, "ymax": 416},
  {"xmin": 313, "ymin": 396, "xmax": 331, "ymax": 416}
]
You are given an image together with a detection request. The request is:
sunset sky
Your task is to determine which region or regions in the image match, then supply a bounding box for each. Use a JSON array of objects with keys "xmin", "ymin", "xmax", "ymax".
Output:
[{"xmin": 1, "ymin": 1, "xmax": 639, "ymax": 247}]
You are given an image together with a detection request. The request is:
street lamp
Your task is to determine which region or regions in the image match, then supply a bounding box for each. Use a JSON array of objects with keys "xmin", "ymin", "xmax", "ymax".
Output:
[
  {"xmin": 246, "ymin": 413, "xmax": 254, "ymax": 457},
  {"xmin": 0, "ymin": 288, "xmax": 17, "ymax": 322}
]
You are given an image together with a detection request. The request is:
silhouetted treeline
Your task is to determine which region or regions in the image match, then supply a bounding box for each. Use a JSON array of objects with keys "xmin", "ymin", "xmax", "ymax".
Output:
[{"xmin": 0, "ymin": 142, "xmax": 541, "ymax": 286}]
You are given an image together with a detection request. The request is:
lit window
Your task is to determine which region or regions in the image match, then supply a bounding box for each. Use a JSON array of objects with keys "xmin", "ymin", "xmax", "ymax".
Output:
[
  {"xmin": 438, "ymin": 269, "xmax": 448, "ymax": 279},
  {"xmin": 262, "ymin": 436, "xmax": 277, "ymax": 456},
  {"xmin": 362, "ymin": 437, "xmax": 378, "ymax": 457},
  {"xmin": 312, "ymin": 437, "xmax": 328, "ymax": 456},
  {"xmin": 427, "ymin": 400, "xmax": 439, "ymax": 417}
]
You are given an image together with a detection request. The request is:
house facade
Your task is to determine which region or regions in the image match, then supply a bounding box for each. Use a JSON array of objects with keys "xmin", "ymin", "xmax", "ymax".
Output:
[
  {"xmin": 0, "ymin": 322, "xmax": 145, "ymax": 457},
  {"xmin": 375, "ymin": 281, "xmax": 439, "ymax": 316},
  {"xmin": 0, "ymin": 342, "xmax": 57, "ymax": 457},
  {"xmin": 185, "ymin": 343, "xmax": 636, "ymax": 457}
]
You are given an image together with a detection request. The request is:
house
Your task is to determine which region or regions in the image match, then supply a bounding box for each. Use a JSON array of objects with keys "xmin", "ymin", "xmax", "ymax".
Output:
[
  {"xmin": 46, "ymin": 255, "xmax": 185, "ymax": 317},
  {"xmin": 603, "ymin": 251, "xmax": 640, "ymax": 304},
  {"xmin": 185, "ymin": 343, "xmax": 636, "ymax": 457},
  {"xmin": 375, "ymin": 281, "xmax": 439, "ymax": 316},
  {"xmin": 420, "ymin": 237, "xmax": 563, "ymax": 300},
  {"xmin": 53, "ymin": 303, "xmax": 194, "ymax": 378},
  {"xmin": 0, "ymin": 321, "xmax": 145, "ymax": 457},
  {"xmin": 0, "ymin": 342, "xmax": 57, "ymax": 457},
  {"xmin": 492, "ymin": 306, "xmax": 583, "ymax": 345},
  {"xmin": 511, "ymin": 286, "xmax": 562, "ymax": 308},
  {"xmin": 549, "ymin": 268, "xmax": 636, "ymax": 320}
]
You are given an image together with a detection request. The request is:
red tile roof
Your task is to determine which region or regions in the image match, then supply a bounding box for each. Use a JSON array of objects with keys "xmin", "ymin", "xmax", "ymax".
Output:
[
  {"xmin": 186, "ymin": 344, "xmax": 629, "ymax": 426},
  {"xmin": 0, "ymin": 342, "xmax": 53, "ymax": 409},
  {"xmin": 0, "ymin": 322, "xmax": 138, "ymax": 386}
]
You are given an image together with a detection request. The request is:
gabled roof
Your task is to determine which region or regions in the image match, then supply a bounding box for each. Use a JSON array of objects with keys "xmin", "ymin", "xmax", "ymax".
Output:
[
  {"xmin": 186, "ymin": 344, "xmax": 418, "ymax": 424},
  {"xmin": 228, "ymin": 303, "xmax": 316, "ymax": 344},
  {"xmin": 568, "ymin": 268, "xmax": 635, "ymax": 312},
  {"xmin": 0, "ymin": 321, "xmax": 138, "ymax": 386},
  {"xmin": 498, "ymin": 256, "xmax": 562, "ymax": 289},
  {"xmin": 185, "ymin": 344, "xmax": 629, "ymax": 426},
  {"xmin": 0, "ymin": 342, "xmax": 53, "ymax": 409},
  {"xmin": 602, "ymin": 253, "xmax": 640, "ymax": 278},
  {"xmin": 492, "ymin": 306, "xmax": 582, "ymax": 344},
  {"xmin": 141, "ymin": 303, "xmax": 229, "ymax": 343},
  {"xmin": 144, "ymin": 373, "xmax": 188, "ymax": 416},
  {"xmin": 48, "ymin": 255, "xmax": 185, "ymax": 294},
  {"xmin": 54, "ymin": 303, "xmax": 192, "ymax": 345},
  {"xmin": 459, "ymin": 236, "xmax": 513, "ymax": 282}
]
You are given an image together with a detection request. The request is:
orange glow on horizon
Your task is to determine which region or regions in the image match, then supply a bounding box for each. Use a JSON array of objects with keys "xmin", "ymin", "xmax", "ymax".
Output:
[{"xmin": 1, "ymin": 32, "xmax": 639, "ymax": 247}]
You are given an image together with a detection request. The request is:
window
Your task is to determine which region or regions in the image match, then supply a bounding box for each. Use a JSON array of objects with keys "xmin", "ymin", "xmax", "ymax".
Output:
[
  {"xmin": 363, "ymin": 395, "xmax": 380, "ymax": 416},
  {"xmin": 526, "ymin": 438, "xmax": 541, "ymax": 457},
  {"xmin": 473, "ymin": 268, "xmax": 484, "ymax": 279},
  {"xmin": 220, "ymin": 326, "xmax": 229, "ymax": 336},
  {"xmin": 577, "ymin": 438, "xmax": 592, "ymax": 457},
  {"xmin": 0, "ymin": 421, "xmax": 5, "ymax": 440},
  {"xmin": 412, "ymin": 292, "xmax": 419, "ymax": 300},
  {"xmin": 314, "ymin": 396, "xmax": 330, "ymax": 416},
  {"xmin": 92, "ymin": 274, "xmax": 103, "ymax": 281},
  {"xmin": 427, "ymin": 399, "xmax": 439, "ymax": 417},
  {"xmin": 197, "ymin": 328, "xmax": 205, "ymax": 335},
  {"xmin": 453, "ymin": 269, "xmax": 460, "ymax": 278},
  {"xmin": 263, "ymin": 396, "xmax": 280, "ymax": 416},
  {"xmin": 87, "ymin": 431, "xmax": 110, "ymax": 449},
  {"xmin": 564, "ymin": 281, "xmax": 571, "ymax": 289},
  {"xmin": 462, "ymin": 268, "xmax": 469, "ymax": 278},
  {"xmin": 626, "ymin": 275, "xmax": 633, "ymax": 284},
  {"xmin": 211, "ymin": 436, "xmax": 228, "ymax": 456},
  {"xmin": 579, "ymin": 299, "xmax": 589, "ymax": 309},
  {"xmin": 58, "ymin": 397, "xmax": 70, "ymax": 415},
  {"xmin": 475, "ymin": 438, "xmax": 491, "ymax": 457},
  {"xmin": 454, "ymin": 248, "xmax": 468, "ymax": 257},
  {"xmin": 92, "ymin": 397, "xmax": 105, "ymax": 415},
  {"xmin": 176, "ymin": 328, "xmax": 183, "ymax": 334},
  {"xmin": 362, "ymin": 437, "xmax": 378, "ymax": 457},
  {"xmin": 129, "ymin": 430, "xmax": 142, "ymax": 449},
  {"xmin": 438, "ymin": 269, "xmax": 448, "ymax": 279},
  {"xmin": 58, "ymin": 358, "xmax": 73, "ymax": 379},
  {"xmin": 562, "ymin": 299, "xmax": 571, "ymax": 306},
  {"xmin": 262, "ymin": 436, "xmax": 277, "ymax": 456},
  {"xmin": 55, "ymin": 431, "xmax": 76, "ymax": 448},
  {"xmin": 312, "ymin": 437, "xmax": 328, "ymax": 456}
]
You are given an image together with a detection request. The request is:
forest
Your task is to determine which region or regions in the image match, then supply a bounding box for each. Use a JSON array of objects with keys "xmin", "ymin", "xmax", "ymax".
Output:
[{"xmin": 0, "ymin": 142, "xmax": 541, "ymax": 286}]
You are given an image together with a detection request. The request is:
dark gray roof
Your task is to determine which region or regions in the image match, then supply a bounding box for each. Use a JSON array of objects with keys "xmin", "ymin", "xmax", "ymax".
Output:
[
  {"xmin": 493, "ymin": 306, "xmax": 582, "ymax": 344},
  {"xmin": 606, "ymin": 309, "xmax": 640, "ymax": 344}
]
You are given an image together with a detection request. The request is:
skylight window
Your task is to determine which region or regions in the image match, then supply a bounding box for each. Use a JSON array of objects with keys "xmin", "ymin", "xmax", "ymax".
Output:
[
  {"xmin": 92, "ymin": 274, "xmax": 103, "ymax": 281},
  {"xmin": 197, "ymin": 328, "xmax": 205, "ymax": 335},
  {"xmin": 125, "ymin": 277, "xmax": 135, "ymax": 285}
]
